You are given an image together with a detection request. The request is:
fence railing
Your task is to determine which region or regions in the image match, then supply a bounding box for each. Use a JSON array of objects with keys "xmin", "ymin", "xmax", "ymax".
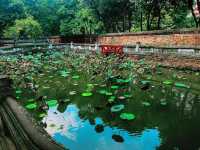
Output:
[{"xmin": 1, "ymin": 42, "xmax": 200, "ymax": 58}]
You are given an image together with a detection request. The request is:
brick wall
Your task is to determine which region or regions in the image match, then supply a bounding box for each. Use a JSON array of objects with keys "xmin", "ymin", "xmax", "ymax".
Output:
[{"xmin": 98, "ymin": 28, "xmax": 200, "ymax": 49}]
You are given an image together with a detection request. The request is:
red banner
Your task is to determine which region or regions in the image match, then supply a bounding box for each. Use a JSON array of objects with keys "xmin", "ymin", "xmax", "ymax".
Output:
[{"xmin": 100, "ymin": 45, "xmax": 124, "ymax": 55}]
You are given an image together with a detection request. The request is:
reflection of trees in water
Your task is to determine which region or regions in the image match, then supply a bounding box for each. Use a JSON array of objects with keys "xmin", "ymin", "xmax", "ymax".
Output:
[
  {"xmin": 71, "ymin": 84, "xmax": 200, "ymax": 149},
  {"xmin": 158, "ymin": 88, "xmax": 200, "ymax": 150}
]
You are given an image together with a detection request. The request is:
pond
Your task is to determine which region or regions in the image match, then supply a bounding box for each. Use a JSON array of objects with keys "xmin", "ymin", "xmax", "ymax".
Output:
[{"xmin": 1, "ymin": 50, "xmax": 200, "ymax": 150}]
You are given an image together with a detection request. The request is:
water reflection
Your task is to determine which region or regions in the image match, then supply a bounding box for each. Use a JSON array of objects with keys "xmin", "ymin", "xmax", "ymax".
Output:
[{"xmin": 43, "ymin": 104, "xmax": 161, "ymax": 150}]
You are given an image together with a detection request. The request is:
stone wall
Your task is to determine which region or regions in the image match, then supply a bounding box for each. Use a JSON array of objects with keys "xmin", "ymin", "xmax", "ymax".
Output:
[{"xmin": 98, "ymin": 28, "xmax": 200, "ymax": 49}]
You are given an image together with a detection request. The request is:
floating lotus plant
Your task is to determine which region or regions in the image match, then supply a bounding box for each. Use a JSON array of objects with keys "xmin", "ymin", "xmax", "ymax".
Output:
[
  {"xmin": 72, "ymin": 75, "xmax": 80, "ymax": 79},
  {"xmin": 69, "ymin": 91, "xmax": 77, "ymax": 95},
  {"xmin": 105, "ymin": 92, "xmax": 113, "ymax": 96},
  {"xmin": 160, "ymin": 99, "xmax": 167, "ymax": 106},
  {"xmin": 111, "ymin": 104, "xmax": 125, "ymax": 113},
  {"xmin": 142, "ymin": 101, "xmax": 151, "ymax": 107},
  {"xmin": 116, "ymin": 78, "xmax": 131, "ymax": 83},
  {"xmin": 98, "ymin": 89, "xmax": 107, "ymax": 95},
  {"xmin": 27, "ymin": 99, "xmax": 35, "ymax": 103},
  {"xmin": 87, "ymin": 84, "xmax": 94, "ymax": 87},
  {"xmin": 175, "ymin": 83, "xmax": 189, "ymax": 88},
  {"xmin": 118, "ymin": 96, "xmax": 126, "ymax": 100},
  {"xmin": 61, "ymin": 99, "xmax": 70, "ymax": 103},
  {"xmin": 46, "ymin": 99, "xmax": 58, "ymax": 107},
  {"xmin": 141, "ymin": 80, "xmax": 151, "ymax": 85},
  {"xmin": 25, "ymin": 103, "xmax": 37, "ymax": 110},
  {"xmin": 111, "ymin": 85, "xmax": 119, "ymax": 89},
  {"xmin": 38, "ymin": 113, "xmax": 46, "ymax": 118},
  {"xmin": 108, "ymin": 96, "xmax": 116, "ymax": 103},
  {"xmin": 163, "ymin": 80, "xmax": 173, "ymax": 85},
  {"xmin": 42, "ymin": 86, "xmax": 50, "ymax": 89},
  {"xmin": 81, "ymin": 92, "xmax": 93, "ymax": 97},
  {"xmin": 16, "ymin": 90, "xmax": 22, "ymax": 94},
  {"xmin": 124, "ymin": 93, "xmax": 132, "ymax": 98},
  {"xmin": 95, "ymin": 124, "xmax": 104, "ymax": 133},
  {"xmin": 112, "ymin": 134, "xmax": 124, "ymax": 143},
  {"xmin": 120, "ymin": 113, "xmax": 136, "ymax": 120}
]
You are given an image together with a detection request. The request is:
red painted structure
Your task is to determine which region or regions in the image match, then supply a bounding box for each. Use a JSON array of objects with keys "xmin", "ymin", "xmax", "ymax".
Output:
[{"xmin": 100, "ymin": 45, "xmax": 124, "ymax": 55}]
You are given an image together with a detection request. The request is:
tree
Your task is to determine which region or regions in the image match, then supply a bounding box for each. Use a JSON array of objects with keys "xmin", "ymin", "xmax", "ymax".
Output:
[
  {"xmin": 4, "ymin": 17, "xmax": 43, "ymax": 47},
  {"xmin": 60, "ymin": 3, "xmax": 103, "ymax": 36},
  {"xmin": 0, "ymin": 0, "xmax": 25, "ymax": 35}
]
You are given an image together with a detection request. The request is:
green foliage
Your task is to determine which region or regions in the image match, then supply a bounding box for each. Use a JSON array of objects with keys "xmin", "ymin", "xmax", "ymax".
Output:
[
  {"xmin": 4, "ymin": 17, "xmax": 42, "ymax": 40},
  {"xmin": 0, "ymin": 0, "xmax": 200, "ymax": 36},
  {"xmin": 60, "ymin": 8, "xmax": 103, "ymax": 35}
]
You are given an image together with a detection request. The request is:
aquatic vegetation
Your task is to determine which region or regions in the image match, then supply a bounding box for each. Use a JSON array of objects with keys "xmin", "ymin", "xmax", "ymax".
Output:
[
  {"xmin": 1, "ymin": 49, "xmax": 200, "ymax": 150},
  {"xmin": 25, "ymin": 103, "xmax": 37, "ymax": 110},
  {"xmin": 120, "ymin": 113, "xmax": 136, "ymax": 120},
  {"xmin": 111, "ymin": 104, "xmax": 125, "ymax": 112},
  {"xmin": 142, "ymin": 101, "xmax": 151, "ymax": 107},
  {"xmin": 174, "ymin": 82, "xmax": 190, "ymax": 88},
  {"xmin": 163, "ymin": 80, "xmax": 173, "ymax": 85},
  {"xmin": 46, "ymin": 99, "xmax": 58, "ymax": 107},
  {"xmin": 81, "ymin": 92, "xmax": 93, "ymax": 97}
]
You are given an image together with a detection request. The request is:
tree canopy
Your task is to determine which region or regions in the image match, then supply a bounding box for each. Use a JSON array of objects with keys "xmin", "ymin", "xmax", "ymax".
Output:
[
  {"xmin": 0, "ymin": 0, "xmax": 200, "ymax": 37},
  {"xmin": 4, "ymin": 17, "xmax": 42, "ymax": 40}
]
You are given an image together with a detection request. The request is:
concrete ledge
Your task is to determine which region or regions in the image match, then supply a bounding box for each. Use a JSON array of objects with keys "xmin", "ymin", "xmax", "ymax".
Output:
[
  {"xmin": 5, "ymin": 97, "xmax": 66, "ymax": 150},
  {"xmin": 99, "ymin": 28, "xmax": 200, "ymax": 37}
]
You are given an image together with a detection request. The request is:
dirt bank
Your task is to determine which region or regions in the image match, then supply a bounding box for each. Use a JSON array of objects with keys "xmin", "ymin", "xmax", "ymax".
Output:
[{"xmin": 130, "ymin": 54, "xmax": 200, "ymax": 71}]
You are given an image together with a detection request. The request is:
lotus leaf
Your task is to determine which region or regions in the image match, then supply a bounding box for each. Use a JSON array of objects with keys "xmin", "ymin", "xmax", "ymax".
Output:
[
  {"xmin": 163, "ymin": 80, "xmax": 173, "ymax": 85},
  {"xmin": 142, "ymin": 101, "xmax": 151, "ymax": 107},
  {"xmin": 72, "ymin": 75, "xmax": 80, "ymax": 79},
  {"xmin": 46, "ymin": 99, "xmax": 58, "ymax": 107},
  {"xmin": 175, "ymin": 83, "xmax": 189, "ymax": 88},
  {"xmin": 111, "ymin": 85, "xmax": 119, "ymax": 89},
  {"xmin": 81, "ymin": 92, "xmax": 93, "ymax": 97},
  {"xmin": 120, "ymin": 113, "xmax": 136, "ymax": 120},
  {"xmin": 111, "ymin": 104, "xmax": 125, "ymax": 112},
  {"xmin": 25, "ymin": 103, "xmax": 37, "ymax": 110}
]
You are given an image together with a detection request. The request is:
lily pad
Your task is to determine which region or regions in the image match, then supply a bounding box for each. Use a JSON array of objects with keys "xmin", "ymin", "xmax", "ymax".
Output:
[
  {"xmin": 87, "ymin": 84, "xmax": 94, "ymax": 87},
  {"xmin": 27, "ymin": 99, "xmax": 35, "ymax": 103},
  {"xmin": 108, "ymin": 96, "xmax": 116, "ymax": 103},
  {"xmin": 25, "ymin": 103, "xmax": 37, "ymax": 110},
  {"xmin": 46, "ymin": 99, "xmax": 58, "ymax": 107},
  {"xmin": 175, "ymin": 83, "xmax": 189, "ymax": 88},
  {"xmin": 72, "ymin": 75, "xmax": 80, "ymax": 79},
  {"xmin": 160, "ymin": 101, "xmax": 167, "ymax": 106},
  {"xmin": 116, "ymin": 78, "xmax": 131, "ymax": 83},
  {"xmin": 105, "ymin": 92, "xmax": 113, "ymax": 96},
  {"xmin": 141, "ymin": 80, "xmax": 151, "ymax": 85},
  {"xmin": 98, "ymin": 89, "xmax": 107, "ymax": 95},
  {"xmin": 120, "ymin": 113, "xmax": 136, "ymax": 120},
  {"xmin": 124, "ymin": 94, "xmax": 132, "ymax": 98},
  {"xmin": 163, "ymin": 80, "xmax": 173, "ymax": 85},
  {"xmin": 111, "ymin": 104, "xmax": 125, "ymax": 112},
  {"xmin": 111, "ymin": 85, "xmax": 119, "ymax": 89},
  {"xmin": 38, "ymin": 113, "xmax": 46, "ymax": 118},
  {"xmin": 118, "ymin": 96, "xmax": 126, "ymax": 100},
  {"xmin": 16, "ymin": 90, "xmax": 22, "ymax": 94},
  {"xmin": 69, "ymin": 91, "xmax": 77, "ymax": 95},
  {"xmin": 142, "ymin": 101, "xmax": 151, "ymax": 107},
  {"xmin": 81, "ymin": 92, "xmax": 93, "ymax": 97}
]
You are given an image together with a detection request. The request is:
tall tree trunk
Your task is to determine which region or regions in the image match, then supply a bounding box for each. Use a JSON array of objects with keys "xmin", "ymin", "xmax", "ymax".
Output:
[
  {"xmin": 140, "ymin": 12, "xmax": 143, "ymax": 31},
  {"xmin": 188, "ymin": 0, "xmax": 199, "ymax": 27},
  {"xmin": 157, "ymin": 9, "xmax": 161, "ymax": 30},
  {"xmin": 128, "ymin": 13, "xmax": 132, "ymax": 32},
  {"xmin": 197, "ymin": 0, "xmax": 200, "ymax": 26},
  {"xmin": 147, "ymin": 13, "xmax": 151, "ymax": 30},
  {"xmin": 123, "ymin": 15, "xmax": 125, "ymax": 32}
]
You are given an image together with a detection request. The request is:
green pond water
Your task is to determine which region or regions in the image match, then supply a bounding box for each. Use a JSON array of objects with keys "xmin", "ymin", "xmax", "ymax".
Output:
[{"xmin": 1, "ymin": 50, "xmax": 200, "ymax": 150}]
